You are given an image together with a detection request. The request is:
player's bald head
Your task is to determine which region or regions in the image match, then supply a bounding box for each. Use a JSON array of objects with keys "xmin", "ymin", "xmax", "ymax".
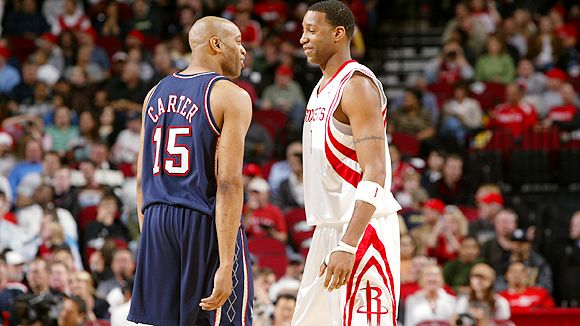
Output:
[{"xmin": 188, "ymin": 16, "xmax": 239, "ymax": 50}]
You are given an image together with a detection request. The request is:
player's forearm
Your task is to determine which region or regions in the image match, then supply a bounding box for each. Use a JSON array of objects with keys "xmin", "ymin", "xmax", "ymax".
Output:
[
  {"xmin": 341, "ymin": 170, "xmax": 385, "ymax": 246},
  {"xmin": 215, "ymin": 179, "xmax": 244, "ymax": 268}
]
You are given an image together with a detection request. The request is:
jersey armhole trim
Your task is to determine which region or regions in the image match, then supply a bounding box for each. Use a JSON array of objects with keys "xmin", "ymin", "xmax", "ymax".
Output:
[{"xmin": 204, "ymin": 75, "xmax": 225, "ymax": 136}]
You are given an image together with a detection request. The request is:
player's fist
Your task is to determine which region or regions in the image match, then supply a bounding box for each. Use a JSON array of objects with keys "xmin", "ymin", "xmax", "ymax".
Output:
[
  {"xmin": 320, "ymin": 251, "xmax": 355, "ymax": 291},
  {"xmin": 200, "ymin": 265, "xmax": 233, "ymax": 311}
]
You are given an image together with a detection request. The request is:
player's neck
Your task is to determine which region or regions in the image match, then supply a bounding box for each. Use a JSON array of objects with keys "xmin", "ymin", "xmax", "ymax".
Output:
[
  {"xmin": 183, "ymin": 58, "xmax": 223, "ymax": 76},
  {"xmin": 320, "ymin": 51, "xmax": 352, "ymax": 80}
]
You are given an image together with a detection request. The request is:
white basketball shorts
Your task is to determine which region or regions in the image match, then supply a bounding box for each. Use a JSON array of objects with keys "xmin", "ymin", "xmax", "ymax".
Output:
[{"xmin": 291, "ymin": 213, "xmax": 400, "ymax": 326}]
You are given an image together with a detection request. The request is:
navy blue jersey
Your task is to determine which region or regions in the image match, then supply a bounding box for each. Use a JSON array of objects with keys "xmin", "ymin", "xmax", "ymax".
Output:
[{"xmin": 141, "ymin": 71, "xmax": 226, "ymax": 215}]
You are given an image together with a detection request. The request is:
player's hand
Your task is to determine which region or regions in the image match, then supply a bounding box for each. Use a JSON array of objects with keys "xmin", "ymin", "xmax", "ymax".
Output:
[
  {"xmin": 319, "ymin": 251, "xmax": 355, "ymax": 291},
  {"xmin": 200, "ymin": 265, "xmax": 233, "ymax": 311}
]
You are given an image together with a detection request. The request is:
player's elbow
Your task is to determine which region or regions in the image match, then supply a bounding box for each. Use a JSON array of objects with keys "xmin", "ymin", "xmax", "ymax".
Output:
[{"xmin": 217, "ymin": 176, "xmax": 243, "ymax": 194}]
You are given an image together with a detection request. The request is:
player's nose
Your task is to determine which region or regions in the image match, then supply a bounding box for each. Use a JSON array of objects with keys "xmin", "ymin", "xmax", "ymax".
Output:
[{"xmin": 300, "ymin": 32, "xmax": 308, "ymax": 45}]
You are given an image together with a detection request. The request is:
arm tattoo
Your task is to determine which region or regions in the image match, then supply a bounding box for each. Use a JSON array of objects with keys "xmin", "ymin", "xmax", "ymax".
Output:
[{"xmin": 353, "ymin": 135, "xmax": 384, "ymax": 145}]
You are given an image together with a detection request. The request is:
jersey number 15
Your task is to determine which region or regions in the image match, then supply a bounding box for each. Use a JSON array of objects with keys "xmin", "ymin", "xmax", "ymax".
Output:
[{"xmin": 151, "ymin": 126, "xmax": 191, "ymax": 176}]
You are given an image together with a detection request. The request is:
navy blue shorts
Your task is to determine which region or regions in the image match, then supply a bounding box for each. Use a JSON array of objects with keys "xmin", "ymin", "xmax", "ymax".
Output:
[{"xmin": 127, "ymin": 204, "xmax": 253, "ymax": 326}]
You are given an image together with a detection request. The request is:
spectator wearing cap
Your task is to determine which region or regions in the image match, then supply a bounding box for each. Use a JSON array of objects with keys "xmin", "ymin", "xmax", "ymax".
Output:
[
  {"xmin": 542, "ymin": 82, "xmax": 580, "ymax": 130},
  {"xmin": 261, "ymin": 64, "xmax": 306, "ymax": 127},
  {"xmin": 0, "ymin": 46, "xmax": 20, "ymax": 94},
  {"xmin": 498, "ymin": 261, "xmax": 555, "ymax": 312},
  {"xmin": 553, "ymin": 211, "xmax": 580, "ymax": 307},
  {"xmin": 488, "ymin": 82, "xmax": 538, "ymax": 137},
  {"xmin": 274, "ymin": 141, "xmax": 304, "ymax": 212},
  {"xmin": 470, "ymin": 191, "xmax": 504, "ymax": 244},
  {"xmin": 244, "ymin": 177, "xmax": 287, "ymax": 243},
  {"xmin": 539, "ymin": 67, "xmax": 567, "ymax": 118},
  {"xmin": 77, "ymin": 27, "xmax": 111, "ymax": 72},
  {"xmin": 426, "ymin": 205, "xmax": 468, "ymax": 265},
  {"xmin": 494, "ymin": 228, "xmax": 553, "ymax": 293},
  {"xmin": 475, "ymin": 35, "xmax": 516, "ymax": 84},
  {"xmin": 244, "ymin": 121, "xmax": 274, "ymax": 165},
  {"xmin": 51, "ymin": 0, "xmax": 92, "ymax": 35},
  {"xmin": 411, "ymin": 198, "xmax": 446, "ymax": 255},
  {"xmin": 0, "ymin": 255, "xmax": 26, "ymax": 322},
  {"xmin": 112, "ymin": 112, "xmax": 141, "ymax": 165},
  {"xmin": 481, "ymin": 209, "xmax": 518, "ymax": 276},
  {"xmin": 528, "ymin": 16, "xmax": 563, "ymax": 71},
  {"xmin": 444, "ymin": 237, "xmax": 484, "ymax": 294},
  {"xmin": 36, "ymin": 32, "xmax": 65, "ymax": 73}
]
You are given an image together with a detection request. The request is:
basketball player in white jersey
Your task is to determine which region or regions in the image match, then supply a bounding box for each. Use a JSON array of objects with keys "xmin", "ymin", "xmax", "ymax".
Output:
[{"xmin": 291, "ymin": 1, "xmax": 402, "ymax": 325}]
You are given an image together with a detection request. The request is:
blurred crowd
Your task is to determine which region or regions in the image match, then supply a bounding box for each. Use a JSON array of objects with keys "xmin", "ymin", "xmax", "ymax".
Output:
[{"xmin": 0, "ymin": 0, "xmax": 578, "ymax": 326}]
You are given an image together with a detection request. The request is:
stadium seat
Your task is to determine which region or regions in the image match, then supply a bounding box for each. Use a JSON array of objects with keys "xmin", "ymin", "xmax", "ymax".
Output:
[
  {"xmin": 427, "ymin": 82, "xmax": 454, "ymax": 109},
  {"xmin": 96, "ymin": 36, "xmax": 123, "ymax": 59},
  {"xmin": 252, "ymin": 110, "xmax": 289, "ymax": 141},
  {"xmin": 457, "ymin": 205, "xmax": 479, "ymax": 222},
  {"xmin": 285, "ymin": 208, "xmax": 314, "ymax": 253},
  {"xmin": 391, "ymin": 132, "xmax": 420, "ymax": 158},
  {"xmin": 248, "ymin": 236, "xmax": 288, "ymax": 279},
  {"xmin": 78, "ymin": 205, "xmax": 98, "ymax": 231},
  {"xmin": 470, "ymin": 82, "xmax": 506, "ymax": 112},
  {"xmin": 7, "ymin": 36, "xmax": 36, "ymax": 64}
]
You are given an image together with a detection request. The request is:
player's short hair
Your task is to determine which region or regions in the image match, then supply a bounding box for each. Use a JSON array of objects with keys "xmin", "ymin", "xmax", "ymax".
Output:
[{"xmin": 308, "ymin": 0, "xmax": 355, "ymax": 39}]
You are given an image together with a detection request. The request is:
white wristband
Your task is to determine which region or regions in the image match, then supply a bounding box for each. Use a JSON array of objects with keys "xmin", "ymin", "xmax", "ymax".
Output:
[
  {"xmin": 324, "ymin": 241, "xmax": 357, "ymax": 265},
  {"xmin": 354, "ymin": 181, "xmax": 385, "ymax": 208}
]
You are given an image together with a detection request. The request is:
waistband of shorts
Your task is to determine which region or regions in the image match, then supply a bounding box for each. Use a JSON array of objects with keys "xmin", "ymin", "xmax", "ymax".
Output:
[{"xmin": 313, "ymin": 211, "xmax": 398, "ymax": 228}]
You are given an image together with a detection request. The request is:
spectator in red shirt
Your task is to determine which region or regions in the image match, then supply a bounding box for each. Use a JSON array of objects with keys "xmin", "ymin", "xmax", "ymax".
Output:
[
  {"xmin": 233, "ymin": 5, "xmax": 263, "ymax": 50},
  {"xmin": 499, "ymin": 262, "xmax": 555, "ymax": 312},
  {"xmin": 244, "ymin": 177, "xmax": 287, "ymax": 243},
  {"xmin": 51, "ymin": 0, "xmax": 91, "ymax": 35},
  {"xmin": 542, "ymin": 83, "xmax": 579, "ymax": 128},
  {"xmin": 426, "ymin": 205, "xmax": 468, "ymax": 265},
  {"xmin": 488, "ymin": 82, "xmax": 538, "ymax": 137}
]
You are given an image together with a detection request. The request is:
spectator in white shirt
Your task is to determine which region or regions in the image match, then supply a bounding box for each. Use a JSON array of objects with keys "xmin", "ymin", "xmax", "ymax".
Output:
[
  {"xmin": 440, "ymin": 82, "xmax": 483, "ymax": 145},
  {"xmin": 405, "ymin": 263, "xmax": 457, "ymax": 326}
]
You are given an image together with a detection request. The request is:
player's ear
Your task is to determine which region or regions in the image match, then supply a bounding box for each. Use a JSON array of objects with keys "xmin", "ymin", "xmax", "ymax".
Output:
[
  {"xmin": 334, "ymin": 26, "xmax": 346, "ymax": 43},
  {"xmin": 210, "ymin": 37, "xmax": 221, "ymax": 52}
]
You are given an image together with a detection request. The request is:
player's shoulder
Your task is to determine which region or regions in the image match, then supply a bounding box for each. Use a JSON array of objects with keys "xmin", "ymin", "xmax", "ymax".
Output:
[{"xmin": 212, "ymin": 78, "xmax": 251, "ymax": 101}]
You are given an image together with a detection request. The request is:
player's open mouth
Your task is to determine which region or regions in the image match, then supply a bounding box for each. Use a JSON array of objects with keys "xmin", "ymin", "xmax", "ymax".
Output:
[
  {"xmin": 303, "ymin": 47, "xmax": 314, "ymax": 55},
  {"xmin": 241, "ymin": 58, "xmax": 245, "ymax": 67}
]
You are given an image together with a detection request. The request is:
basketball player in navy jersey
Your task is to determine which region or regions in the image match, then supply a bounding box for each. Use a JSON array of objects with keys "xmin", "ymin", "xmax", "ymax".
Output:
[{"xmin": 127, "ymin": 17, "xmax": 254, "ymax": 325}]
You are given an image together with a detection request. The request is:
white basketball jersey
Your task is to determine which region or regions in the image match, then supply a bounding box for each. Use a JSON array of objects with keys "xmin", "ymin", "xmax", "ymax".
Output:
[{"xmin": 302, "ymin": 60, "xmax": 401, "ymax": 226}]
